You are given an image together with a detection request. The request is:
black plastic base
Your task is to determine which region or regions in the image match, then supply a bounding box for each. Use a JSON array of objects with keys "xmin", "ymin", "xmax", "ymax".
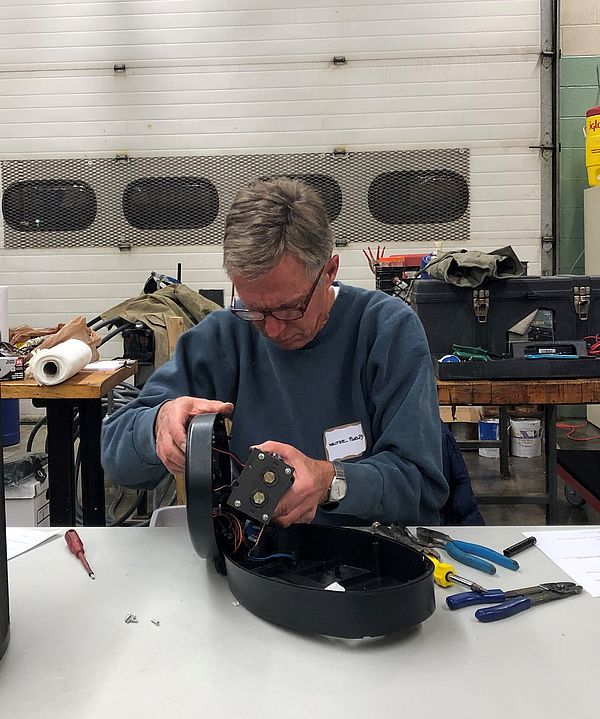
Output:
[{"xmin": 225, "ymin": 524, "xmax": 435, "ymax": 638}]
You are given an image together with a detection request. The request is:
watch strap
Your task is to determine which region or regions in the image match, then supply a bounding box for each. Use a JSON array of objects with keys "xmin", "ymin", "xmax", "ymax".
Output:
[{"xmin": 323, "ymin": 461, "xmax": 347, "ymax": 506}]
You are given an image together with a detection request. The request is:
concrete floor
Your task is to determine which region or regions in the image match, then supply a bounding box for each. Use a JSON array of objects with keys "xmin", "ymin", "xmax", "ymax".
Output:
[
  {"xmin": 4, "ymin": 418, "xmax": 600, "ymax": 527},
  {"xmin": 466, "ymin": 451, "xmax": 600, "ymax": 525}
]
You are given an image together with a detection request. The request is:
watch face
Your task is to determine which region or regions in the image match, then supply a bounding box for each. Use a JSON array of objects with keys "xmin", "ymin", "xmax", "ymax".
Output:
[{"xmin": 329, "ymin": 478, "xmax": 347, "ymax": 503}]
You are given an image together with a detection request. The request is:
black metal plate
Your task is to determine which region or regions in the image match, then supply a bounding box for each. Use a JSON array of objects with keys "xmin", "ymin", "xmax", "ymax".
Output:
[{"xmin": 226, "ymin": 448, "xmax": 294, "ymax": 523}]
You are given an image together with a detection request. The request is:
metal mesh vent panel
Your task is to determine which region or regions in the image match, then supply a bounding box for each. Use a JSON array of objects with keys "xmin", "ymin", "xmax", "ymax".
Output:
[{"xmin": 1, "ymin": 150, "xmax": 469, "ymax": 250}]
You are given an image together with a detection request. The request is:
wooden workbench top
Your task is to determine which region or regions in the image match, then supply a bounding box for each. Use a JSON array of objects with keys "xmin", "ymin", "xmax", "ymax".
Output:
[
  {"xmin": 0, "ymin": 361, "xmax": 137, "ymax": 400},
  {"xmin": 437, "ymin": 377, "xmax": 600, "ymax": 406}
]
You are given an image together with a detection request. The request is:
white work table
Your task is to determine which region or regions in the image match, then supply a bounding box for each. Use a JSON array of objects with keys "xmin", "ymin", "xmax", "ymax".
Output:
[{"xmin": 1, "ymin": 526, "xmax": 598, "ymax": 718}]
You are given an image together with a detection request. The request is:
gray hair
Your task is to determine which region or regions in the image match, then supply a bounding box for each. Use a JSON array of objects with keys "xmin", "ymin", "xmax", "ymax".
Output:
[{"xmin": 223, "ymin": 177, "xmax": 334, "ymax": 279}]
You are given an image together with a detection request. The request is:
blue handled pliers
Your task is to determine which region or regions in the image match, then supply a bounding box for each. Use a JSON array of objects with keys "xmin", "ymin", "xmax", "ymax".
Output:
[
  {"xmin": 416, "ymin": 527, "xmax": 519, "ymax": 575},
  {"xmin": 446, "ymin": 581, "xmax": 582, "ymax": 622}
]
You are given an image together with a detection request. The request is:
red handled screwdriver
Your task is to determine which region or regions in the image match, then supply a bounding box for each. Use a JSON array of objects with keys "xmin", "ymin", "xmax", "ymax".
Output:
[{"xmin": 65, "ymin": 529, "xmax": 95, "ymax": 580}]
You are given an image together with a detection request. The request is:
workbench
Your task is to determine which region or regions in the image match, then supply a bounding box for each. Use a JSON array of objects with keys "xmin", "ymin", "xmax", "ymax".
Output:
[
  {"xmin": 0, "ymin": 525, "xmax": 597, "ymax": 718},
  {"xmin": 1, "ymin": 363, "xmax": 136, "ymax": 526},
  {"xmin": 437, "ymin": 377, "xmax": 600, "ymax": 524}
]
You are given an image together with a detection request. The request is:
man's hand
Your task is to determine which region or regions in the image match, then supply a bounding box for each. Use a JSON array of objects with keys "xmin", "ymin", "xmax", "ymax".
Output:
[
  {"xmin": 252, "ymin": 441, "xmax": 334, "ymax": 528},
  {"xmin": 155, "ymin": 397, "xmax": 234, "ymax": 475}
]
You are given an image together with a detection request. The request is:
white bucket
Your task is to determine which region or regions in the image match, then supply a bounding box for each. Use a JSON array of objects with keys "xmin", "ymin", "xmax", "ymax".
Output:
[
  {"xmin": 510, "ymin": 418, "xmax": 542, "ymax": 458},
  {"xmin": 478, "ymin": 419, "xmax": 499, "ymax": 458}
]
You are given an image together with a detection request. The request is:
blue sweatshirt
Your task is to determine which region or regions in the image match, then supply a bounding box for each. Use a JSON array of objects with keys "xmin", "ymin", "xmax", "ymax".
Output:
[{"xmin": 101, "ymin": 283, "xmax": 448, "ymax": 525}]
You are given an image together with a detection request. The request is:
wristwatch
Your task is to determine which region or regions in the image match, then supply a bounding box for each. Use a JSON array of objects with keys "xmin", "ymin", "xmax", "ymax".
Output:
[{"xmin": 325, "ymin": 461, "xmax": 347, "ymax": 505}]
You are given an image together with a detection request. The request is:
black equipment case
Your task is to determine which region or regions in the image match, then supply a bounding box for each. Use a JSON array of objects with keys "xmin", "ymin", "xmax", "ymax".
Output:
[
  {"xmin": 184, "ymin": 414, "xmax": 435, "ymax": 639},
  {"xmin": 411, "ymin": 276, "xmax": 600, "ymax": 379},
  {"xmin": 411, "ymin": 276, "xmax": 600, "ymax": 357}
]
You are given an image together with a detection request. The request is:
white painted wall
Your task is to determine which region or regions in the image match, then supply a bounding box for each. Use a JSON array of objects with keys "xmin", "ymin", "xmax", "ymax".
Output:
[
  {"xmin": 0, "ymin": 0, "xmax": 543, "ymax": 344},
  {"xmin": 561, "ymin": 0, "xmax": 600, "ymax": 54}
]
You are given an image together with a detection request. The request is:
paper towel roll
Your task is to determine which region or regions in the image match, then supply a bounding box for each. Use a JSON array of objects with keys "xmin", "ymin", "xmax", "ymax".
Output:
[
  {"xmin": 29, "ymin": 339, "xmax": 93, "ymax": 386},
  {"xmin": 0, "ymin": 286, "xmax": 8, "ymax": 344}
]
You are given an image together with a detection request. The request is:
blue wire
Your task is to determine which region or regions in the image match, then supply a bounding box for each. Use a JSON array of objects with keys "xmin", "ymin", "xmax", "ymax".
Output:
[{"xmin": 246, "ymin": 552, "xmax": 296, "ymax": 562}]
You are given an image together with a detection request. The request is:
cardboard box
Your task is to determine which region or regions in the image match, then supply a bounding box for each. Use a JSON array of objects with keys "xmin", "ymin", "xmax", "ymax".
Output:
[
  {"xmin": 0, "ymin": 355, "xmax": 25, "ymax": 381},
  {"xmin": 439, "ymin": 406, "xmax": 483, "ymax": 424},
  {"xmin": 4, "ymin": 476, "xmax": 50, "ymax": 527}
]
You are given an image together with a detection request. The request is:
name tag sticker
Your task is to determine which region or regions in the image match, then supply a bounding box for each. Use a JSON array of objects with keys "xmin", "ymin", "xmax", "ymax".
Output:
[{"xmin": 323, "ymin": 422, "xmax": 367, "ymax": 461}]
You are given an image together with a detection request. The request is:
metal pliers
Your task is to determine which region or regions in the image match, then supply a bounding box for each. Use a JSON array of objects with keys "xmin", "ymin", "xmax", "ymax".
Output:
[
  {"xmin": 372, "ymin": 523, "xmax": 442, "ymax": 559},
  {"xmin": 446, "ymin": 581, "xmax": 582, "ymax": 623},
  {"xmin": 416, "ymin": 527, "xmax": 519, "ymax": 575},
  {"xmin": 371, "ymin": 524, "xmax": 487, "ymax": 593}
]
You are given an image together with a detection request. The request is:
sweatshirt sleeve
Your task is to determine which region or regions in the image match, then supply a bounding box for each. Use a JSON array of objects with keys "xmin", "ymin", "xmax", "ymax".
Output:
[
  {"xmin": 322, "ymin": 307, "xmax": 449, "ymax": 525},
  {"xmin": 101, "ymin": 316, "xmax": 236, "ymax": 489}
]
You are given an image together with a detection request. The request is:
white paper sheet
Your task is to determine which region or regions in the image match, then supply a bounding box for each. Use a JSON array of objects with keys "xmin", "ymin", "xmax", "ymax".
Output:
[
  {"xmin": 523, "ymin": 528, "xmax": 600, "ymax": 597},
  {"xmin": 83, "ymin": 360, "xmax": 127, "ymax": 371},
  {"xmin": 6, "ymin": 528, "xmax": 59, "ymax": 560}
]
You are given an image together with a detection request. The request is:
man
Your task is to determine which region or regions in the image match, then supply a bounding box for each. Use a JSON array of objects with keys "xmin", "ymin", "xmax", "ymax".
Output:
[{"xmin": 101, "ymin": 177, "xmax": 448, "ymax": 526}]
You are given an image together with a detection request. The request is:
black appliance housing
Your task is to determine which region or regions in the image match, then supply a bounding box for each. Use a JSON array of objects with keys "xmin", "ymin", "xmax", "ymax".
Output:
[{"xmin": 184, "ymin": 414, "xmax": 435, "ymax": 639}]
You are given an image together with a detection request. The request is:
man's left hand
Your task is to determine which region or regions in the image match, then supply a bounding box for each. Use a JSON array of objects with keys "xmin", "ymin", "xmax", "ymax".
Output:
[{"xmin": 252, "ymin": 441, "xmax": 334, "ymax": 527}]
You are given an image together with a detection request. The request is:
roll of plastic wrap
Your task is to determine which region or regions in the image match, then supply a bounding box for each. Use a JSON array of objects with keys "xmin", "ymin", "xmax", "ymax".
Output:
[
  {"xmin": 29, "ymin": 339, "xmax": 92, "ymax": 386},
  {"xmin": 0, "ymin": 286, "xmax": 8, "ymax": 344}
]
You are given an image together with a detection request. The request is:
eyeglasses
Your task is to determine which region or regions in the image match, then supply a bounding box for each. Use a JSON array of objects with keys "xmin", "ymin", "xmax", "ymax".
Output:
[{"xmin": 230, "ymin": 263, "xmax": 327, "ymax": 322}]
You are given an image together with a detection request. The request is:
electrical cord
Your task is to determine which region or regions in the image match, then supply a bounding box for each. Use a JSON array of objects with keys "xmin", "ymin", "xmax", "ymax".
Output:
[
  {"xmin": 556, "ymin": 421, "xmax": 600, "ymax": 442},
  {"xmin": 98, "ymin": 322, "xmax": 134, "ymax": 347},
  {"xmin": 26, "ymin": 416, "xmax": 48, "ymax": 453},
  {"xmin": 153, "ymin": 475, "xmax": 175, "ymax": 511},
  {"xmin": 107, "ymin": 489, "xmax": 150, "ymax": 527},
  {"xmin": 246, "ymin": 552, "xmax": 296, "ymax": 562},
  {"xmin": 108, "ymin": 486, "xmax": 125, "ymax": 524}
]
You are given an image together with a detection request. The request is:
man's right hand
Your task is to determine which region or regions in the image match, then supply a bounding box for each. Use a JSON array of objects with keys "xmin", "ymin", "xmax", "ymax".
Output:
[{"xmin": 155, "ymin": 397, "xmax": 234, "ymax": 475}]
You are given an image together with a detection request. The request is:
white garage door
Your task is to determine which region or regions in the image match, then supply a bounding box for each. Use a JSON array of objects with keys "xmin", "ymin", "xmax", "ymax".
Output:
[{"xmin": 0, "ymin": 0, "xmax": 548, "ymax": 331}]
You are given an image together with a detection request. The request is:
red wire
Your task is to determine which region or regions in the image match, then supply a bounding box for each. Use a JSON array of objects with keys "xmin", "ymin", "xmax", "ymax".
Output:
[
  {"xmin": 213, "ymin": 447, "xmax": 245, "ymax": 468},
  {"xmin": 582, "ymin": 336, "xmax": 600, "ymax": 355}
]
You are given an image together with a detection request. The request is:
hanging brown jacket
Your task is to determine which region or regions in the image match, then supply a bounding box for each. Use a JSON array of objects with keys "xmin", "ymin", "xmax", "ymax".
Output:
[{"xmin": 101, "ymin": 284, "xmax": 220, "ymax": 367}]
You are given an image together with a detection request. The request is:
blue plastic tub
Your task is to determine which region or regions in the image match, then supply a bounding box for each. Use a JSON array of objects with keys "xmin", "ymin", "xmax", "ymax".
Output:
[{"xmin": 1, "ymin": 399, "xmax": 20, "ymax": 447}]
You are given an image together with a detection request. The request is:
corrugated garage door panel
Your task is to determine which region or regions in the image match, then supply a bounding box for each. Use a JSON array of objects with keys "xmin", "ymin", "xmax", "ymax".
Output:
[
  {"xmin": 0, "ymin": 1, "xmax": 539, "ymax": 69},
  {"xmin": 0, "ymin": 0, "xmax": 543, "ymax": 331},
  {"xmin": 0, "ymin": 57, "xmax": 539, "ymax": 158}
]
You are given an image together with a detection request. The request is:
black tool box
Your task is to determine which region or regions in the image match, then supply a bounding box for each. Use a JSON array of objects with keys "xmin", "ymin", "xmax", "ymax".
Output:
[{"xmin": 411, "ymin": 276, "xmax": 600, "ymax": 380}]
